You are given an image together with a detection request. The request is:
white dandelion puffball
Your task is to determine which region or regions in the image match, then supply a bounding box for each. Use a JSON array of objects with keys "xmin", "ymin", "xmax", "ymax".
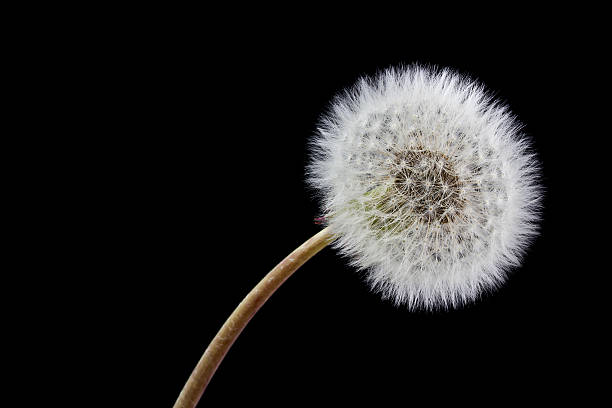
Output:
[{"xmin": 308, "ymin": 66, "xmax": 541, "ymax": 309}]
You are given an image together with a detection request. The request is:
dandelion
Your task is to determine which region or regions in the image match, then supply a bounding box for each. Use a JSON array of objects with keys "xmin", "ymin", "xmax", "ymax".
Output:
[{"xmin": 174, "ymin": 65, "xmax": 541, "ymax": 407}]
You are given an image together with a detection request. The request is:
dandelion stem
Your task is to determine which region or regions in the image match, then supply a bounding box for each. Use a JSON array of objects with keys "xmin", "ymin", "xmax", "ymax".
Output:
[{"xmin": 173, "ymin": 227, "xmax": 334, "ymax": 408}]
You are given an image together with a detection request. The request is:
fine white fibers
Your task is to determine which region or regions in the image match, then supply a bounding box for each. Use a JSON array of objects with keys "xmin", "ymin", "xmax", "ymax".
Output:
[{"xmin": 308, "ymin": 65, "xmax": 541, "ymax": 310}]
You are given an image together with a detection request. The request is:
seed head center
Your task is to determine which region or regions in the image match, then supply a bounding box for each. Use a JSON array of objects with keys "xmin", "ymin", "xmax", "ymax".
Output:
[{"xmin": 391, "ymin": 149, "xmax": 465, "ymax": 225}]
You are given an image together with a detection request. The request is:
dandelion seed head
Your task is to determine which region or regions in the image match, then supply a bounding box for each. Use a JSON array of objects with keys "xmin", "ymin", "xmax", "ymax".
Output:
[{"xmin": 308, "ymin": 65, "xmax": 542, "ymax": 310}]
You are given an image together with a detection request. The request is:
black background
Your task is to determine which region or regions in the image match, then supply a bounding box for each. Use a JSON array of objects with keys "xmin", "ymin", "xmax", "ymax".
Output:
[{"xmin": 105, "ymin": 20, "xmax": 602, "ymax": 407}]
